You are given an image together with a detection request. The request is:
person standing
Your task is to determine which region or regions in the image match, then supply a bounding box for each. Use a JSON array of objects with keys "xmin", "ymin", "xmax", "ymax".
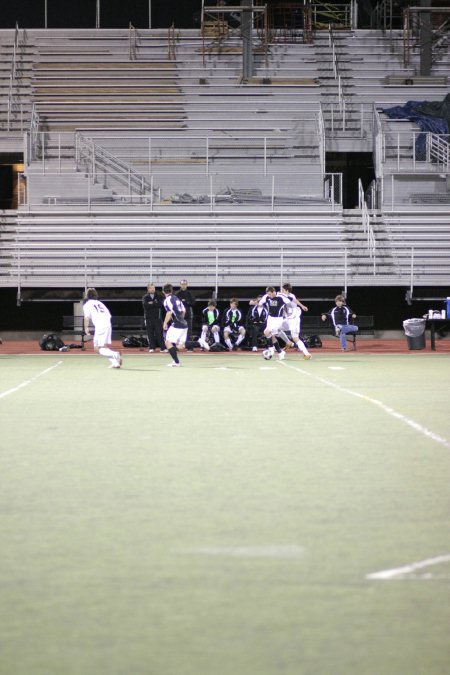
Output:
[
  {"xmin": 176, "ymin": 279, "xmax": 194, "ymax": 343},
  {"xmin": 142, "ymin": 283, "xmax": 166, "ymax": 353},
  {"xmin": 83, "ymin": 288, "xmax": 122, "ymax": 368},
  {"xmin": 322, "ymin": 294, "xmax": 358, "ymax": 351},
  {"xmin": 162, "ymin": 283, "xmax": 188, "ymax": 367}
]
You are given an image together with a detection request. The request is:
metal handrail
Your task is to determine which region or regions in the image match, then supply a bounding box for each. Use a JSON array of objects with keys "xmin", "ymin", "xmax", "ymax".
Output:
[
  {"xmin": 76, "ymin": 134, "xmax": 154, "ymax": 196},
  {"xmin": 358, "ymin": 179, "xmax": 376, "ymax": 261},
  {"xmin": 7, "ymin": 23, "xmax": 20, "ymax": 131},
  {"xmin": 129, "ymin": 22, "xmax": 137, "ymax": 61},
  {"xmin": 168, "ymin": 23, "xmax": 176, "ymax": 60}
]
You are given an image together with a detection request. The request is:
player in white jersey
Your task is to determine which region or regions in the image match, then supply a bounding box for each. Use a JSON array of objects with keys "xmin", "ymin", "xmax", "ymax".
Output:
[
  {"xmin": 278, "ymin": 283, "xmax": 312, "ymax": 360},
  {"xmin": 83, "ymin": 288, "xmax": 122, "ymax": 368}
]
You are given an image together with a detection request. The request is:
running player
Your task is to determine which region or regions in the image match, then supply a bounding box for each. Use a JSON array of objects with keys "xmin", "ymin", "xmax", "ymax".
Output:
[
  {"xmin": 278, "ymin": 283, "xmax": 312, "ymax": 360},
  {"xmin": 258, "ymin": 287, "xmax": 290, "ymax": 360},
  {"xmin": 83, "ymin": 288, "xmax": 122, "ymax": 368},
  {"xmin": 162, "ymin": 283, "xmax": 188, "ymax": 367}
]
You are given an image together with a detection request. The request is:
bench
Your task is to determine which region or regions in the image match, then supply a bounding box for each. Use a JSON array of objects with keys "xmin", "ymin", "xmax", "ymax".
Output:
[
  {"xmin": 301, "ymin": 315, "xmax": 375, "ymax": 350},
  {"xmin": 62, "ymin": 315, "xmax": 146, "ymax": 350}
]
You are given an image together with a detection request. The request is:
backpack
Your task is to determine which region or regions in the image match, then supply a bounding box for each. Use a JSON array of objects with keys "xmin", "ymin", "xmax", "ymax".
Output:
[
  {"xmin": 39, "ymin": 334, "xmax": 65, "ymax": 351},
  {"xmin": 303, "ymin": 334, "xmax": 322, "ymax": 348}
]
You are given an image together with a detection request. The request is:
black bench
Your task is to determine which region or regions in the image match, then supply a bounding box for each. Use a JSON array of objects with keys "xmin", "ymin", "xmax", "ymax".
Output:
[
  {"xmin": 62, "ymin": 315, "xmax": 146, "ymax": 350},
  {"xmin": 302, "ymin": 315, "xmax": 374, "ymax": 350}
]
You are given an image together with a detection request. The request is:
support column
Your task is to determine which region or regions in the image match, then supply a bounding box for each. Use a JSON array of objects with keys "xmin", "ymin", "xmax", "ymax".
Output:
[
  {"xmin": 241, "ymin": 1, "xmax": 254, "ymax": 80},
  {"xmin": 419, "ymin": 0, "xmax": 432, "ymax": 76}
]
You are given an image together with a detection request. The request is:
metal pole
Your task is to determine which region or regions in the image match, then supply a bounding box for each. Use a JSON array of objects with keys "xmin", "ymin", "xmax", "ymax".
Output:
[
  {"xmin": 264, "ymin": 136, "xmax": 267, "ymax": 176},
  {"xmin": 280, "ymin": 247, "xmax": 284, "ymax": 290},
  {"xmin": 410, "ymin": 247, "xmax": 414, "ymax": 296},
  {"xmin": 45, "ymin": 0, "xmax": 47, "ymax": 28},
  {"xmin": 149, "ymin": 0, "xmax": 152, "ymax": 29},
  {"xmin": 271, "ymin": 175, "xmax": 275, "ymax": 212},
  {"xmin": 215, "ymin": 247, "xmax": 219, "ymax": 299},
  {"xmin": 96, "ymin": 0, "xmax": 100, "ymax": 29},
  {"xmin": 344, "ymin": 248, "xmax": 348, "ymax": 296}
]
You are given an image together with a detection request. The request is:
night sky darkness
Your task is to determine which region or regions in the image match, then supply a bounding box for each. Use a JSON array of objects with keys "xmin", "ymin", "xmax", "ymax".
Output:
[{"xmin": 0, "ymin": 0, "xmax": 200, "ymax": 29}]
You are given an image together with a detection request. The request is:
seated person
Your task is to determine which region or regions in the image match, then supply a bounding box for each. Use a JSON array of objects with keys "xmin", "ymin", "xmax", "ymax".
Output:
[
  {"xmin": 246, "ymin": 295, "xmax": 268, "ymax": 351},
  {"xmin": 199, "ymin": 300, "xmax": 221, "ymax": 350},
  {"xmin": 322, "ymin": 294, "xmax": 358, "ymax": 351},
  {"xmin": 222, "ymin": 298, "xmax": 246, "ymax": 351}
]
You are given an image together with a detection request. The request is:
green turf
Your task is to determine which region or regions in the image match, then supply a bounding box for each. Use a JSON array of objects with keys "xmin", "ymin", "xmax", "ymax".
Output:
[{"xmin": 1, "ymin": 352, "xmax": 450, "ymax": 675}]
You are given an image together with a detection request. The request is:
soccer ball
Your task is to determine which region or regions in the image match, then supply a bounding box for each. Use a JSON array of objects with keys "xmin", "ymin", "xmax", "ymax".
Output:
[{"xmin": 262, "ymin": 348, "xmax": 273, "ymax": 360}]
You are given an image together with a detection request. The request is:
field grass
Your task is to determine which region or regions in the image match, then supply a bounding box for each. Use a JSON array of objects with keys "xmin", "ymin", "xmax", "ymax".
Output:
[{"xmin": 1, "ymin": 350, "xmax": 450, "ymax": 675}]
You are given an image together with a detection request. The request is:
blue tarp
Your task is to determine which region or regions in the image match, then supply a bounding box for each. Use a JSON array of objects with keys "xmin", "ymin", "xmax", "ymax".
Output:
[{"xmin": 381, "ymin": 99, "xmax": 449, "ymax": 160}]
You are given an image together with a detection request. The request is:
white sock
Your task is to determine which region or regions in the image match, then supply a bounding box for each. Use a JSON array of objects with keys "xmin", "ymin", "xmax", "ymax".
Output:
[
  {"xmin": 201, "ymin": 329, "xmax": 208, "ymax": 342},
  {"xmin": 296, "ymin": 339, "xmax": 309, "ymax": 356},
  {"xmin": 213, "ymin": 332, "xmax": 220, "ymax": 343},
  {"xmin": 236, "ymin": 334, "xmax": 244, "ymax": 346},
  {"xmin": 99, "ymin": 347, "xmax": 116, "ymax": 358},
  {"xmin": 225, "ymin": 338, "xmax": 233, "ymax": 349}
]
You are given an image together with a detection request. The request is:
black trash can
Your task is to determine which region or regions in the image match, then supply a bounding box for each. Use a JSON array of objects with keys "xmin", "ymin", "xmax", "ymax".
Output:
[{"xmin": 403, "ymin": 318, "xmax": 426, "ymax": 350}]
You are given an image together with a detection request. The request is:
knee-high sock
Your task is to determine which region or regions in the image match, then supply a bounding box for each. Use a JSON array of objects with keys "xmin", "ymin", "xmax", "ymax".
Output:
[{"xmin": 168, "ymin": 346, "xmax": 179, "ymax": 364}]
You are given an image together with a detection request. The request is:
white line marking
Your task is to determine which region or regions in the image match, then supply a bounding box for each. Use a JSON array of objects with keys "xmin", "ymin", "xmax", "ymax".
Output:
[
  {"xmin": 328, "ymin": 366, "xmax": 345, "ymax": 370},
  {"xmin": 366, "ymin": 554, "xmax": 450, "ymax": 580},
  {"xmin": 186, "ymin": 545, "xmax": 304, "ymax": 559},
  {"xmin": 0, "ymin": 361, "xmax": 63, "ymax": 400},
  {"xmin": 259, "ymin": 366, "xmax": 276, "ymax": 371},
  {"xmin": 280, "ymin": 362, "xmax": 450, "ymax": 449}
]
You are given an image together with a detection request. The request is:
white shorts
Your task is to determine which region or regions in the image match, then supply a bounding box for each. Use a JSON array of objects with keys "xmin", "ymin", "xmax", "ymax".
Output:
[
  {"xmin": 166, "ymin": 325, "xmax": 187, "ymax": 346},
  {"xmin": 282, "ymin": 316, "xmax": 300, "ymax": 336},
  {"xmin": 266, "ymin": 316, "xmax": 284, "ymax": 335},
  {"xmin": 94, "ymin": 324, "xmax": 112, "ymax": 348}
]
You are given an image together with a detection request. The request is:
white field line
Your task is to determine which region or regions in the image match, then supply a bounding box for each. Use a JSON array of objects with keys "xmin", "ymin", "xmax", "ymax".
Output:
[
  {"xmin": 280, "ymin": 362, "xmax": 450, "ymax": 449},
  {"xmin": 366, "ymin": 554, "xmax": 450, "ymax": 580},
  {"xmin": 0, "ymin": 361, "xmax": 63, "ymax": 400}
]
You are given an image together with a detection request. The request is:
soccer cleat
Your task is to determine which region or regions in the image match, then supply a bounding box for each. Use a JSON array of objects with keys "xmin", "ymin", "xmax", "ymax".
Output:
[
  {"xmin": 278, "ymin": 350, "xmax": 286, "ymax": 361},
  {"xmin": 148, "ymin": 349, "xmax": 154, "ymax": 353},
  {"xmin": 160, "ymin": 349, "xmax": 168, "ymax": 353},
  {"xmin": 109, "ymin": 360, "xmax": 121, "ymax": 369},
  {"xmin": 252, "ymin": 346, "xmax": 258, "ymax": 352},
  {"xmin": 167, "ymin": 362, "xmax": 180, "ymax": 367},
  {"xmin": 115, "ymin": 351, "xmax": 122, "ymax": 367},
  {"xmin": 303, "ymin": 354, "xmax": 312, "ymax": 360}
]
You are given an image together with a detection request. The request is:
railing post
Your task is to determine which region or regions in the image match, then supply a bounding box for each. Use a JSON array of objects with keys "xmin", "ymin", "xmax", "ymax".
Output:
[
  {"xmin": 264, "ymin": 136, "xmax": 267, "ymax": 176},
  {"xmin": 58, "ymin": 134, "xmax": 61, "ymax": 174},
  {"xmin": 344, "ymin": 248, "xmax": 348, "ymax": 296},
  {"xmin": 210, "ymin": 174, "xmax": 213, "ymax": 212},
  {"xmin": 271, "ymin": 175, "xmax": 275, "ymax": 212},
  {"xmin": 280, "ymin": 247, "xmax": 284, "ymax": 290},
  {"xmin": 410, "ymin": 246, "xmax": 414, "ymax": 295},
  {"xmin": 148, "ymin": 137, "xmax": 151, "ymax": 178},
  {"xmin": 206, "ymin": 137, "xmax": 209, "ymax": 176},
  {"xmin": 150, "ymin": 174, "xmax": 154, "ymax": 211},
  {"xmin": 215, "ymin": 247, "xmax": 219, "ymax": 299}
]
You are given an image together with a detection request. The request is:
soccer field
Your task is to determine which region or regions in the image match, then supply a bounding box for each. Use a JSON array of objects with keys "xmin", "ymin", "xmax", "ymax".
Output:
[{"xmin": 1, "ymin": 351, "xmax": 450, "ymax": 675}]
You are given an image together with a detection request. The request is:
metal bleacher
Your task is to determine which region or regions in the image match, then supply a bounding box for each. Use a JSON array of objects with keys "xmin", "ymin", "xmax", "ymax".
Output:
[{"xmin": 1, "ymin": 20, "xmax": 449, "ymax": 293}]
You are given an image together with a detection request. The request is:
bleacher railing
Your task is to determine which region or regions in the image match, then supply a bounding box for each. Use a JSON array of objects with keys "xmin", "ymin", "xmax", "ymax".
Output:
[
  {"xmin": 7, "ymin": 23, "xmax": 25, "ymax": 133},
  {"xmin": 19, "ymin": 170, "xmax": 343, "ymax": 212},
  {"xmin": 358, "ymin": 178, "xmax": 376, "ymax": 266},
  {"xmin": 26, "ymin": 130, "xmax": 324, "ymax": 178},
  {"xmin": 76, "ymin": 134, "xmax": 154, "ymax": 197}
]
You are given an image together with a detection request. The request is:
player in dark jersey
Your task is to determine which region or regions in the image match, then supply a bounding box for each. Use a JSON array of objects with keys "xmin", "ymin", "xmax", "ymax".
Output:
[
  {"xmin": 258, "ymin": 287, "xmax": 290, "ymax": 360},
  {"xmin": 162, "ymin": 284, "xmax": 188, "ymax": 367}
]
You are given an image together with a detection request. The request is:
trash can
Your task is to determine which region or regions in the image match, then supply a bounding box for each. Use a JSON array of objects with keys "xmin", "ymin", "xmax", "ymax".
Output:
[{"xmin": 403, "ymin": 318, "xmax": 426, "ymax": 350}]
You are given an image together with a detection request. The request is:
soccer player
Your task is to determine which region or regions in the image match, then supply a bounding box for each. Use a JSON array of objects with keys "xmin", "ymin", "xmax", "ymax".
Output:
[
  {"xmin": 199, "ymin": 300, "xmax": 221, "ymax": 350},
  {"xmin": 83, "ymin": 288, "xmax": 122, "ymax": 368},
  {"xmin": 278, "ymin": 283, "xmax": 312, "ymax": 360},
  {"xmin": 259, "ymin": 287, "xmax": 290, "ymax": 360},
  {"xmin": 322, "ymin": 294, "xmax": 358, "ymax": 351},
  {"xmin": 162, "ymin": 283, "xmax": 188, "ymax": 366},
  {"xmin": 222, "ymin": 298, "xmax": 246, "ymax": 351}
]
